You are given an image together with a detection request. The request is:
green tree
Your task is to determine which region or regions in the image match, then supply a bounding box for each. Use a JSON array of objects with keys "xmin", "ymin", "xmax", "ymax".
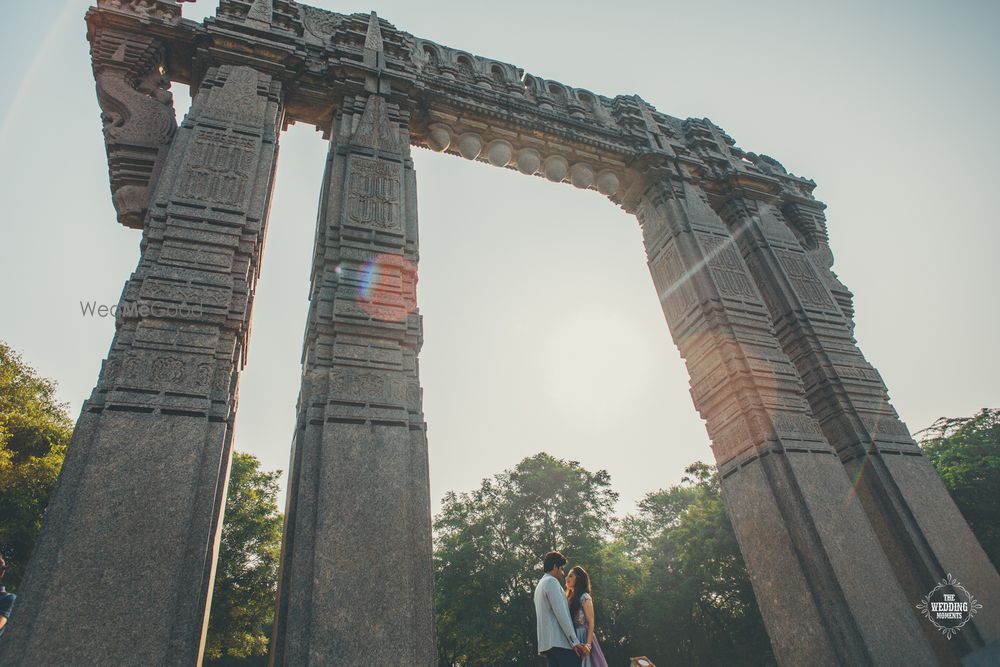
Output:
[
  {"xmin": 623, "ymin": 463, "xmax": 774, "ymax": 666},
  {"xmin": 0, "ymin": 342, "xmax": 73, "ymax": 590},
  {"xmin": 203, "ymin": 452, "xmax": 284, "ymax": 666},
  {"xmin": 919, "ymin": 408, "xmax": 1000, "ymax": 569},
  {"xmin": 433, "ymin": 453, "xmax": 630, "ymax": 666}
]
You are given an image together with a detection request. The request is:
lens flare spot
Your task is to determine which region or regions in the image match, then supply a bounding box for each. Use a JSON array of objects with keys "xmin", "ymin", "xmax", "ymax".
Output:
[{"xmin": 352, "ymin": 254, "xmax": 417, "ymax": 322}]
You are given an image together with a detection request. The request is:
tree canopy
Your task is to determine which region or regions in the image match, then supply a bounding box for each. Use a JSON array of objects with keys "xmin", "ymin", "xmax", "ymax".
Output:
[
  {"xmin": 203, "ymin": 451, "xmax": 284, "ymax": 666},
  {"xmin": 918, "ymin": 408, "xmax": 1000, "ymax": 570},
  {"xmin": 0, "ymin": 342, "xmax": 73, "ymax": 590},
  {"xmin": 1, "ymin": 341, "xmax": 994, "ymax": 667},
  {"xmin": 433, "ymin": 454, "xmax": 774, "ymax": 666},
  {"xmin": 621, "ymin": 463, "xmax": 773, "ymax": 666},
  {"xmin": 433, "ymin": 453, "xmax": 623, "ymax": 665}
]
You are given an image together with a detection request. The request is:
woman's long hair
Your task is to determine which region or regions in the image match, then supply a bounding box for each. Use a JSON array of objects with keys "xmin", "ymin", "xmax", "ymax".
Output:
[{"xmin": 567, "ymin": 565, "xmax": 591, "ymax": 623}]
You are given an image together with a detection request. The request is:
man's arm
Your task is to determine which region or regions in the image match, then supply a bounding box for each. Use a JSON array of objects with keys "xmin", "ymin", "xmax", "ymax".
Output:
[{"xmin": 544, "ymin": 578, "xmax": 580, "ymax": 646}]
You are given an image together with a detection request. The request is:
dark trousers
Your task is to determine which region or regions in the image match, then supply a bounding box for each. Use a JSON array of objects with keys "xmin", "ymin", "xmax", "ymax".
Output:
[{"xmin": 543, "ymin": 647, "xmax": 582, "ymax": 667}]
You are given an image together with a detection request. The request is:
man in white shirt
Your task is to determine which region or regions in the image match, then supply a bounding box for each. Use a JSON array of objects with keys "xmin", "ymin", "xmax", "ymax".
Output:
[{"xmin": 533, "ymin": 551, "xmax": 589, "ymax": 666}]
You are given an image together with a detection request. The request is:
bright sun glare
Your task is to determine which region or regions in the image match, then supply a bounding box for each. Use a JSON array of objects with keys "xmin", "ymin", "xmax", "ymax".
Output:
[{"xmin": 543, "ymin": 310, "xmax": 651, "ymax": 420}]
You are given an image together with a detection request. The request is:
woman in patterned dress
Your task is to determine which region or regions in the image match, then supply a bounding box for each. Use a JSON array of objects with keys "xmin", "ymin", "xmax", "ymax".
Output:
[{"xmin": 565, "ymin": 566, "xmax": 608, "ymax": 667}]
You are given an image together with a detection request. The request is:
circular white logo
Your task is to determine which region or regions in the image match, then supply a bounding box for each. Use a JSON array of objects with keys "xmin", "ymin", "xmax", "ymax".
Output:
[{"xmin": 916, "ymin": 573, "xmax": 982, "ymax": 639}]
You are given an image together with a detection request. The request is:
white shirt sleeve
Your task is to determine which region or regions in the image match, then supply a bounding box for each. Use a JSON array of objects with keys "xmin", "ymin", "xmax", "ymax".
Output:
[{"xmin": 545, "ymin": 578, "xmax": 578, "ymax": 644}]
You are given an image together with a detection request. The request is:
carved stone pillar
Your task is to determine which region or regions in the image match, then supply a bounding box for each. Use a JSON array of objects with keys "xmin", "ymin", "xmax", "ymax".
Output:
[
  {"xmin": 0, "ymin": 64, "xmax": 283, "ymax": 666},
  {"xmin": 269, "ymin": 93, "xmax": 435, "ymax": 665},
  {"xmin": 634, "ymin": 170, "xmax": 936, "ymax": 666},
  {"xmin": 715, "ymin": 189, "xmax": 1000, "ymax": 660}
]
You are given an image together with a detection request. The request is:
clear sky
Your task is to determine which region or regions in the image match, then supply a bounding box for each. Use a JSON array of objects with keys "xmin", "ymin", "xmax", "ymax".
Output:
[{"xmin": 2, "ymin": 0, "xmax": 998, "ymax": 518}]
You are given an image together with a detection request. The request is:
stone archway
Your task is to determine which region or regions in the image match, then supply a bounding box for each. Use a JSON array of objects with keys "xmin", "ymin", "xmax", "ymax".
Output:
[{"xmin": 2, "ymin": 2, "xmax": 998, "ymax": 666}]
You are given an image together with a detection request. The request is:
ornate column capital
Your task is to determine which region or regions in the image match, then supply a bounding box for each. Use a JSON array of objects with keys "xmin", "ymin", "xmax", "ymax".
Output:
[{"xmin": 90, "ymin": 26, "xmax": 177, "ymax": 228}]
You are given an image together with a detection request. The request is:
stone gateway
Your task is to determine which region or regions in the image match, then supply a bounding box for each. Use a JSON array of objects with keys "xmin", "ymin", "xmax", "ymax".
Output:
[{"xmin": 1, "ymin": 1, "xmax": 998, "ymax": 666}]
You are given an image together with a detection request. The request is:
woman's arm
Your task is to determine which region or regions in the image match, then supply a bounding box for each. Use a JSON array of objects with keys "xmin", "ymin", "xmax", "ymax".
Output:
[{"xmin": 582, "ymin": 596, "xmax": 596, "ymax": 647}]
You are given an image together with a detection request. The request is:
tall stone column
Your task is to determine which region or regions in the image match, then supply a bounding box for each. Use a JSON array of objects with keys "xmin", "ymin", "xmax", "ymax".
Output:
[
  {"xmin": 715, "ymin": 178, "xmax": 1000, "ymax": 660},
  {"xmin": 634, "ymin": 170, "xmax": 936, "ymax": 666},
  {"xmin": 269, "ymin": 93, "xmax": 435, "ymax": 665},
  {"xmin": 0, "ymin": 64, "xmax": 283, "ymax": 666}
]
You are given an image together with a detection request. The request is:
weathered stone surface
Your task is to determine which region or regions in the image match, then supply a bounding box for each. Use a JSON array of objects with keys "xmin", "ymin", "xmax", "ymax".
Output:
[
  {"xmin": 687, "ymin": 121, "xmax": 1000, "ymax": 662},
  {"xmin": 635, "ymin": 174, "xmax": 937, "ymax": 666},
  {"xmin": 269, "ymin": 92, "xmax": 434, "ymax": 665},
  {"xmin": 0, "ymin": 63, "xmax": 283, "ymax": 666},
  {"xmin": 12, "ymin": 2, "xmax": 995, "ymax": 665},
  {"xmin": 962, "ymin": 641, "xmax": 1000, "ymax": 666}
]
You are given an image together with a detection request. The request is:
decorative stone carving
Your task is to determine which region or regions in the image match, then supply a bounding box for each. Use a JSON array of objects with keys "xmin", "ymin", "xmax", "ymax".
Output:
[
  {"xmin": 201, "ymin": 66, "xmax": 269, "ymax": 127},
  {"xmin": 648, "ymin": 242, "xmax": 697, "ymax": 324},
  {"xmin": 543, "ymin": 154, "xmax": 568, "ymax": 182},
  {"xmin": 245, "ymin": 0, "xmax": 272, "ymax": 24},
  {"xmin": 569, "ymin": 163, "xmax": 594, "ymax": 189},
  {"xmin": 456, "ymin": 132, "xmax": 483, "ymax": 159},
  {"xmin": 485, "ymin": 139, "xmax": 513, "ymax": 167},
  {"xmin": 301, "ymin": 5, "xmax": 341, "ymax": 41},
  {"xmin": 177, "ymin": 130, "xmax": 256, "ymax": 208},
  {"xmin": 697, "ymin": 233, "xmax": 759, "ymax": 300},
  {"xmin": 91, "ymin": 29, "xmax": 176, "ymax": 228},
  {"xmin": 350, "ymin": 95, "xmax": 402, "ymax": 153},
  {"xmin": 139, "ymin": 278, "xmax": 231, "ymax": 308},
  {"xmin": 345, "ymin": 156, "xmax": 402, "ymax": 231},
  {"xmin": 516, "ymin": 148, "xmax": 541, "ymax": 175},
  {"xmin": 426, "ymin": 123, "xmax": 451, "ymax": 151},
  {"xmin": 150, "ymin": 355, "xmax": 185, "ymax": 383},
  {"xmin": 596, "ymin": 169, "xmax": 620, "ymax": 195},
  {"xmin": 97, "ymin": 0, "xmax": 181, "ymax": 22},
  {"xmin": 364, "ymin": 11, "xmax": 384, "ymax": 51},
  {"xmin": 773, "ymin": 248, "xmax": 836, "ymax": 309}
]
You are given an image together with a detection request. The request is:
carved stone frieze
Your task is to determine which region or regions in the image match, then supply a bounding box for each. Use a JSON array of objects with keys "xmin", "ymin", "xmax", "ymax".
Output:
[
  {"xmin": 697, "ymin": 232, "xmax": 761, "ymax": 301},
  {"xmin": 344, "ymin": 155, "xmax": 402, "ymax": 231},
  {"xmin": 177, "ymin": 129, "xmax": 256, "ymax": 208},
  {"xmin": 301, "ymin": 5, "xmax": 341, "ymax": 42},
  {"xmin": 97, "ymin": 0, "xmax": 183, "ymax": 23}
]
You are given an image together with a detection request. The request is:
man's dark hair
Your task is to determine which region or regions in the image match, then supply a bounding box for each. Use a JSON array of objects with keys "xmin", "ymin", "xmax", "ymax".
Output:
[{"xmin": 543, "ymin": 551, "xmax": 566, "ymax": 573}]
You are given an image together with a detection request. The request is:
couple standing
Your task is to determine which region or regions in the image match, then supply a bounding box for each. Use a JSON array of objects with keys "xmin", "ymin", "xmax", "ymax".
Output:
[{"xmin": 533, "ymin": 551, "xmax": 608, "ymax": 667}]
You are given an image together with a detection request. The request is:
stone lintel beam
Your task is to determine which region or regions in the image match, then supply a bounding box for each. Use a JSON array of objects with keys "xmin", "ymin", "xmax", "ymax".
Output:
[
  {"xmin": 89, "ymin": 4, "xmax": 780, "ymax": 210},
  {"xmin": 87, "ymin": 4, "xmax": 202, "ymax": 84},
  {"xmin": 87, "ymin": 3, "xmax": 831, "ymax": 218}
]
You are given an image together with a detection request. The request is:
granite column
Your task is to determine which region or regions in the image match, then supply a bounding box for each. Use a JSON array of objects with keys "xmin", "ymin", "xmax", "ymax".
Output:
[
  {"xmin": 715, "ymin": 184, "xmax": 1000, "ymax": 662},
  {"xmin": 635, "ymin": 169, "xmax": 936, "ymax": 666},
  {"xmin": 0, "ymin": 63, "xmax": 283, "ymax": 666},
  {"xmin": 269, "ymin": 93, "xmax": 435, "ymax": 665}
]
